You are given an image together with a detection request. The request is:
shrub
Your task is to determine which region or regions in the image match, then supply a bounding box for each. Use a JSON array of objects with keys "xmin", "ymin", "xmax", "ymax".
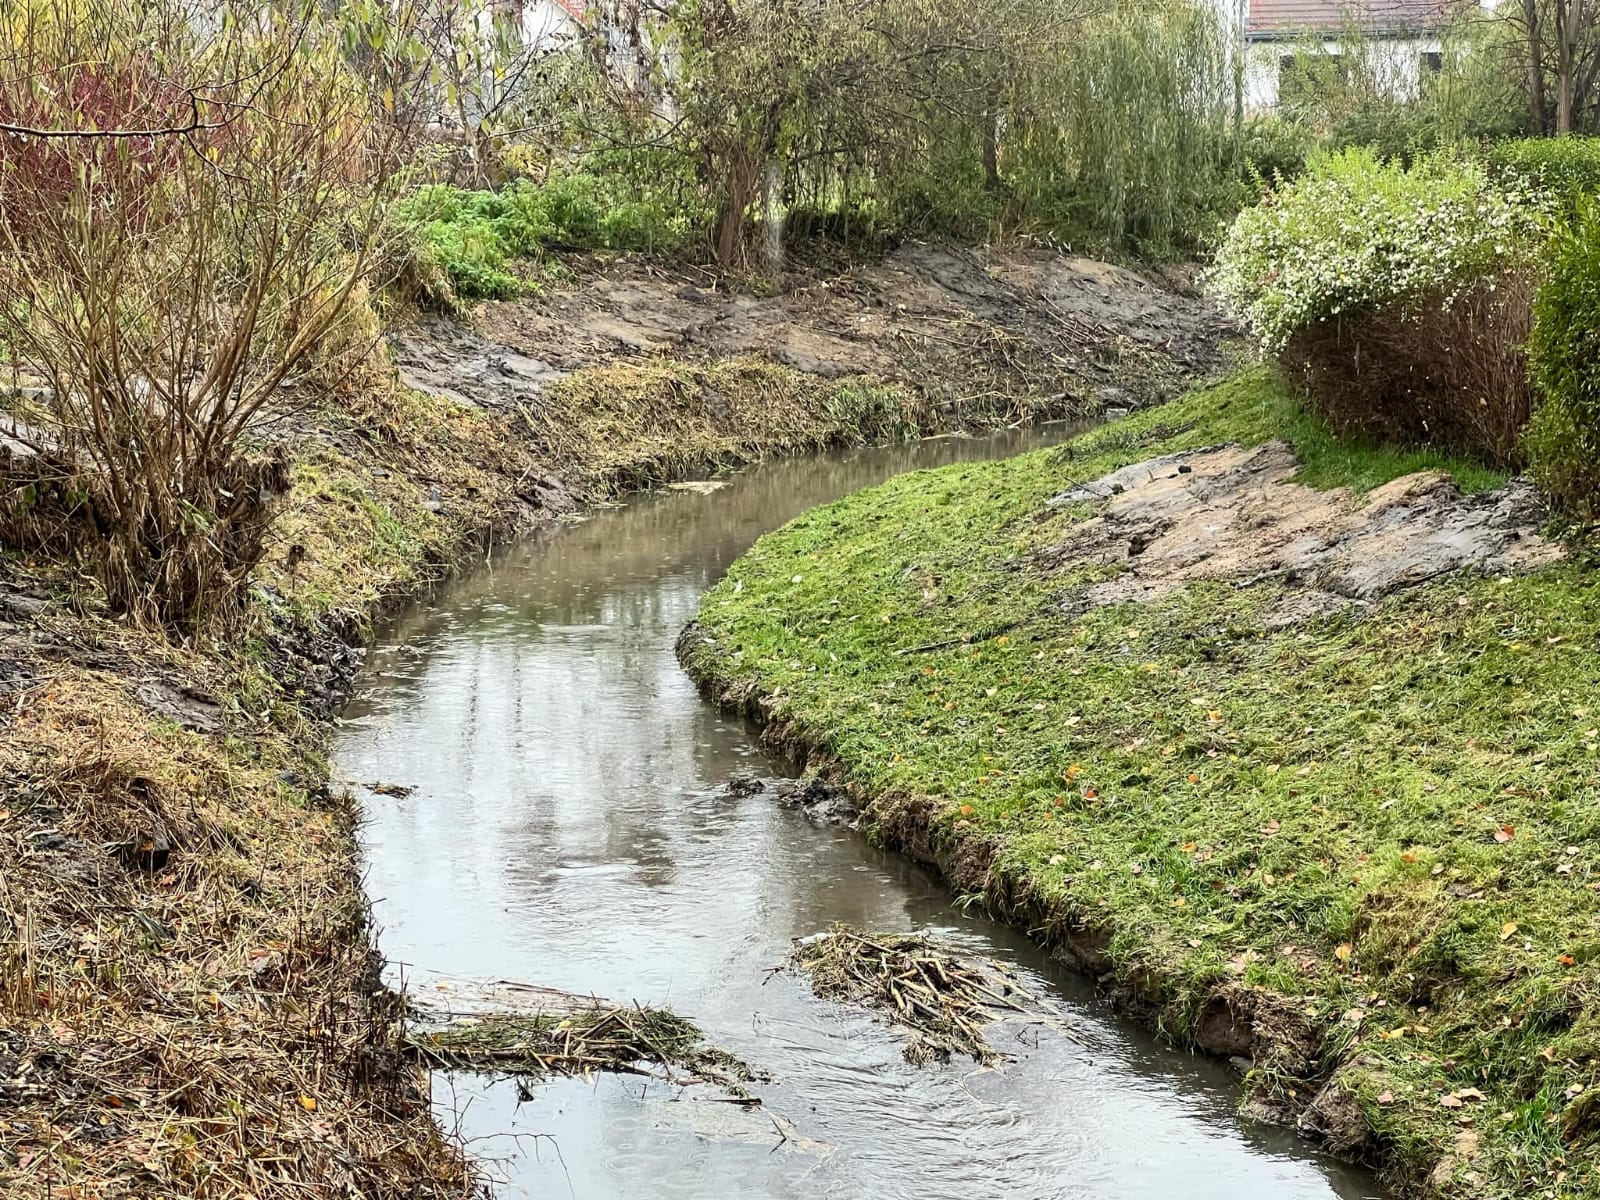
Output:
[
  {"xmin": 1282, "ymin": 272, "xmax": 1538, "ymax": 465},
  {"xmin": 400, "ymin": 173, "xmax": 696, "ymax": 305},
  {"xmin": 1243, "ymin": 115, "xmax": 1317, "ymax": 187},
  {"xmin": 0, "ymin": 1, "xmax": 420, "ymax": 633},
  {"xmin": 1487, "ymin": 137, "xmax": 1600, "ymax": 210},
  {"xmin": 1526, "ymin": 199, "xmax": 1600, "ymax": 511},
  {"xmin": 1211, "ymin": 148, "xmax": 1548, "ymax": 353},
  {"xmin": 1210, "ymin": 149, "xmax": 1550, "ymax": 462}
]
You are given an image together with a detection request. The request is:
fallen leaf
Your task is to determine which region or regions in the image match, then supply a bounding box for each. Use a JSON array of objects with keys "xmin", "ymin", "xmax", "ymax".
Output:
[
  {"xmin": 1181, "ymin": 842, "xmax": 1198, "ymax": 853},
  {"xmin": 1376, "ymin": 1091, "xmax": 1395, "ymax": 1105},
  {"xmin": 1262, "ymin": 819, "xmax": 1281, "ymax": 837},
  {"xmin": 1335, "ymin": 943, "xmax": 1353, "ymax": 963},
  {"xmin": 1439, "ymin": 1093, "xmax": 1464, "ymax": 1109},
  {"xmin": 958, "ymin": 804, "xmax": 975, "ymax": 817},
  {"xmin": 1494, "ymin": 825, "xmax": 1516, "ymax": 844},
  {"xmin": 1500, "ymin": 922, "xmax": 1519, "ymax": 940},
  {"xmin": 299, "ymin": 1095, "xmax": 318, "ymax": 1112},
  {"xmin": 1456, "ymin": 1087, "xmax": 1487, "ymax": 1103},
  {"xmin": 1559, "ymin": 954, "xmax": 1576, "ymax": 967}
]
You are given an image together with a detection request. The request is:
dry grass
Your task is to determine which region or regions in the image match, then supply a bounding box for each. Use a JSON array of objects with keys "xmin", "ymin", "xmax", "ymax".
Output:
[{"xmin": 0, "ymin": 573, "xmax": 470, "ymax": 1197}]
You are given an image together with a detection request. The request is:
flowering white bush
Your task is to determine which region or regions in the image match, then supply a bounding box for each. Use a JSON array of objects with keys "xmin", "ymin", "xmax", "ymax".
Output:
[{"xmin": 1208, "ymin": 148, "xmax": 1551, "ymax": 353}]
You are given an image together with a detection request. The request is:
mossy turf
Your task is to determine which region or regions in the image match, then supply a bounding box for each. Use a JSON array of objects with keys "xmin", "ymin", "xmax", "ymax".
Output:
[{"xmin": 688, "ymin": 367, "xmax": 1600, "ymax": 1199}]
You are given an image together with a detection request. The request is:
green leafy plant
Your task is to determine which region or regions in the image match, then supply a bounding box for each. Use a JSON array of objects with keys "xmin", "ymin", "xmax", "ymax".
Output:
[
  {"xmin": 1526, "ymin": 197, "xmax": 1600, "ymax": 512},
  {"xmin": 398, "ymin": 174, "xmax": 696, "ymax": 304},
  {"xmin": 1488, "ymin": 137, "xmax": 1600, "ymax": 210}
]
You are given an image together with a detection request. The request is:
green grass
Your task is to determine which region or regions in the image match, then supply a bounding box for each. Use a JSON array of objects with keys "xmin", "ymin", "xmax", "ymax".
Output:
[{"xmin": 687, "ymin": 366, "xmax": 1600, "ymax": 1198}]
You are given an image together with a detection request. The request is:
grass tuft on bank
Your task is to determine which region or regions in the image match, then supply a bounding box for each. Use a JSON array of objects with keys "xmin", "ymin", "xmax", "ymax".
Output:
[{"xmin": 684, "ymin": 367, "xmax": 1600, "ymax": 1199}]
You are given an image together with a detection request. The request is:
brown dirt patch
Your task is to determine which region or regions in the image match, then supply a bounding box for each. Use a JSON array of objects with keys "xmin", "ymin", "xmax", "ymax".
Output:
[
  {"xmin": 400, "ymin": 243, "xmax": 1233, "ymax": 415},
  {"xmin": 1040, "ymin": 440, "xmax": 1559, "ymax": 621}
]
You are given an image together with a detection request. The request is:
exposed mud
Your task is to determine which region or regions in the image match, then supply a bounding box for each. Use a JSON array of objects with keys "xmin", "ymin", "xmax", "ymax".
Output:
[
  {"xmin": 395, "ymin": 244, "xmax": 1232, "ymax": 415},
  {"xmin": 1042, "ymin": 440, "xmax": 1559, "ymax": 621}
]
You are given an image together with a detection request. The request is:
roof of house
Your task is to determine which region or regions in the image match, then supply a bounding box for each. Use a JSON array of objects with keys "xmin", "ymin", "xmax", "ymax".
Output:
[{"xmin": 1247, "ymin": 0, "xmax": 1449, "ymax": 40}]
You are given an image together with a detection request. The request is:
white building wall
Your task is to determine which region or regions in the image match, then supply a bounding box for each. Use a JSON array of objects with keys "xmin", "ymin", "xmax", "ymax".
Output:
[{"xmin": 1244, "ymin": 35, "xmax": 1443, "ymax": 111}]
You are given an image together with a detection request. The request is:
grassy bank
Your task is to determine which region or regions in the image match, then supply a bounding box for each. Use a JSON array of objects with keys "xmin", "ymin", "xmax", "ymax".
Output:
[
  {"xmin": 0, "ymin": 323, "xmax": 1135, "ymax": 1197},
  {"xmin": 681, "ymin": 367, "xmax": 1600, "ymax": 1199}
]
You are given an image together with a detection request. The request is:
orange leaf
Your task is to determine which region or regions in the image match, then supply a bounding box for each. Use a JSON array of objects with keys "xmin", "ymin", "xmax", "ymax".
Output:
[
  {"xmin": 1494, "ymin": 825, "xmax": 1516, "ymax": 844},
  {"xmin": 299, "ymin": 1095, "xmax": 318, "ymax": 1112}
]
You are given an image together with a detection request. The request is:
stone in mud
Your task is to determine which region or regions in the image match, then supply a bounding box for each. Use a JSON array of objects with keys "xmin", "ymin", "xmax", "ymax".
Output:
[
  {"xmin": 1296, "ymin": 1072, "xmax": 1377, "ymax": 1159},
  {"xmin": 721, "ymin": 775, "xmax": 767, "ymax": 799},
  {"xmin": 1043, "ymin": 440, "xmax": 1559, "ymax": 622},
  {"xmin": 775, "ymin": 776, "xmax": 860, "ymax": 826},
  {"xmin": 133, "ymin": 679, "xmax": 225, "ymax": 734}
]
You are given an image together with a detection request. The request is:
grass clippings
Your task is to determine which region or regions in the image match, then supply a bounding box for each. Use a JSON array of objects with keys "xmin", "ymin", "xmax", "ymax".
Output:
[{"xmin": 790, "ymin": 925, "xmax": 1039, "ymax": 1066}]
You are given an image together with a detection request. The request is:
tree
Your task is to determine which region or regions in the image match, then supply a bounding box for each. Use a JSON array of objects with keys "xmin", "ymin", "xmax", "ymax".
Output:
[{"xmin": 1505, "ymin": 0, "xmax": 1600, "ymax": 133}]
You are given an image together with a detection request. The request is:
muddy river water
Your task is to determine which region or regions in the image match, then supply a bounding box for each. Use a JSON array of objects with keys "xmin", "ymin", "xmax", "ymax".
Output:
[{"xmin": 335, "ymin": 429, "xmax": 1385, "ymax": 1200}]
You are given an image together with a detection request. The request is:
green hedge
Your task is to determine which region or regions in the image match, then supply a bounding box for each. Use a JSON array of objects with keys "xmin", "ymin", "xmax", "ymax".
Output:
[
  {"xmin": 1487, "ymin": 137, "xmax": 1600, "ymax": 208},
  {"xmin": 1527, "ymin": 198, "xmax": 1600, "ymax": 512}
]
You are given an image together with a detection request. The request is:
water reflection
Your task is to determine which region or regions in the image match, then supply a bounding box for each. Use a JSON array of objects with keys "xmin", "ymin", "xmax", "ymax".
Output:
[{"xmin": 337, "ymin": 430, "xmax": 1385, "ymax": 1200}]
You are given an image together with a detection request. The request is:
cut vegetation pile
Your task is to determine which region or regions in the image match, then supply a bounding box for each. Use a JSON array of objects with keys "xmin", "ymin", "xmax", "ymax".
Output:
[
  {"xmin": 790, "ymin": 925, "xmax": 1042, "ymax": 1066},
  {"xmin": 408, "ymin": 1000, "xmax": 754, "ymax": 1095}
]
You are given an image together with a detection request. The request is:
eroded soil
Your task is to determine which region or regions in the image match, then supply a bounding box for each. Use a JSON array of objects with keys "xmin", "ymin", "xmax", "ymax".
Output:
[
  {"xmin": 1042, "ymin": 440, "xmax": 1559, "ymax": 624},
  {"xmin": 391, "ymin": 243, "xmax": 1232, "ymax": 415}
]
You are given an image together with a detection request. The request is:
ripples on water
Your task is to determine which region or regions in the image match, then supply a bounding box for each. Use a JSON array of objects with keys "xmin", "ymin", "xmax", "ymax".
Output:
[{"xmin": 336, "ymin": 429, "xmax": 1385, "ymax": 1200}]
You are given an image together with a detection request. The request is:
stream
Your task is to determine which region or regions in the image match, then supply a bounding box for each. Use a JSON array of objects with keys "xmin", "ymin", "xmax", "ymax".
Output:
[{"xmin": 334, "ymin": 428, "xmax": 1385, "ymax": 1200}]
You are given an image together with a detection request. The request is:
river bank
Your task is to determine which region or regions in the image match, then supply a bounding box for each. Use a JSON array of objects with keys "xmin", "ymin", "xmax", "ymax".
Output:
[
  {"xmin": 0, "ymin": 245, "xmax": 1226, "ymax": 1197},
  {"xmin": 680, "ymin": 367, "xmax": 1600, "ymax": 1200}
]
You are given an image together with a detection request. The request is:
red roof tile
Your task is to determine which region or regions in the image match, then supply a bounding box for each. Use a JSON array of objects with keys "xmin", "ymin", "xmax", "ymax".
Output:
[{"xmin": 1247, "ymin": 0, "xmax": 1449, "ymax": 37}]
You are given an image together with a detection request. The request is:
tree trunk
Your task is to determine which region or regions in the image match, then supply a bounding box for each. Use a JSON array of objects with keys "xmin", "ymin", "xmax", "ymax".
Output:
[
  {"xmin": 1526, "ymin": 0, "xmax": 1549, "ymax": 134},
  {"xmin": 1558, "ymin": 0, "xmax": 1588, "ymax": 134},
  {"xmin": 761, "ymin": 158, "xmax": 785, "ymax": 274},
  {"xmin": 981, "ymin": 84, "xmax": 1001, "ymax": 192},
  {"xmin": 712, "ymin": 142, "xmax": 760, "ymax": 269}
]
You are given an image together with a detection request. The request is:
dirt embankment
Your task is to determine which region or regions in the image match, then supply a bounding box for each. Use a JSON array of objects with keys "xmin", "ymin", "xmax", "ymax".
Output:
[
  {"xmin": 390, "ymin": 242, "xmax": 1230, "ymax": 418},
  {"xmin": 0, "ymin": 245, "xmax": 1226, "ymax": 1198}
]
